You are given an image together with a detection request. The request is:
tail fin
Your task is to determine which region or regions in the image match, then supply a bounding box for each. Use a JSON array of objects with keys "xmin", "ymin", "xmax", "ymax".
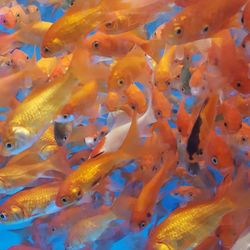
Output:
[
  {"xmin": 141, "ymin": 39, "xmax": 164, "ymax": 63},
  {"xmin": 118, "ymin": 111, "xmax": 142, "ymax": 157},
  {"xmin": 217, "ymin": 168, "xmax": 250, "ymax": 211}
]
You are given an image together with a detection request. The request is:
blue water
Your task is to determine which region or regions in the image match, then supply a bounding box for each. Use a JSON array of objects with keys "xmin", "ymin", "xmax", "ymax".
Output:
[{"xmin": 0, "ymin": 2, "xmax": 243, "ymax": 250}]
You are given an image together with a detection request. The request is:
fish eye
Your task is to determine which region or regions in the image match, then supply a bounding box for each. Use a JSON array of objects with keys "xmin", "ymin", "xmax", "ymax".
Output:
[
  {"xmin": 211, "ymin": 156, "xmax": 218, "ymax": 165},
  {"xmin": 174, "ymin": 27, "xmax": 182, "ymax": 35},
  {"xmin": 156, "ymin": 110, "xmax": 162, "ymax": 118},
  {"xmin": 178, "ymin": 128, "xmax": 182, "ymax": 133},
  {"xmin": 92, "ymin": 41, "xmax": 100, "ymax": 49},
  {"xmin": 188, "ymin": 192, "xmax": 193, "ymax": 197},
  {"xmin": 174, "ymin": 192, "xmax": 179, "ymax": 196},
  {"xmin": 2, "ymin": 19, "xmax": 6, "ymax": 24},
  {"xmin": 63, "ymin": 136, "xmax": 67, "ymax": 141},
  {"xmin": 5, "ymin": 142, "xmax": 13, "ymax": 149},
  {"xmin": 105, "ymin": 21, "xmax": 113, "ymax": 29},
  {"xmin": 139, "ymin": 221, "xmax": 146, "ymax": 228},
  {"xmin": 241, "ymin": 16, "xmax": 244, "ymax": 24},
  {"xmin": 117, "ymin": 79, "xmax": 124, "ymax": 86},
  {"xmin": 43, "ymin": 47, "xmax": 50, "ymax": 54},
  {"xmin": 51, "ymin": 227, "xmax": 56, "ymax": 232},
  {"xmin": 60, "ymin": 196, "xmax": 69, "ymax": 204},
  {"xmin": 202, "ymin": 25, "xmax": 209, "ymax": 33},
  {"xmin": 76, "ymin": 190, "xmax": 82, "ymax": 198},
  {"xmin": 241, "ymin": 136, "xmax": 247, "ymax": 143},
  {"xmin": 63, "ymin": 114, "xmax": 68, "ymax": 119},
  {"xmin": 16, "ymin": 13, "xmax": 20, "ymax": 17},
  {"xmin": 236, "ymin": 82, "xmax": 241, "ymax": 88},
  {"xmin": 26, "ymin": 56, "xmax": 29, "ymax": 60},
  {"xmin": 242, "ymin": 42, "xmax": 246, "ymax": 48},
  {"xmin": 0, "ymin": 212, "xmax": 7, "ymax": 221},
  {"xmin": 181, "ymin": 87, "xmax": 185, "ymax": 93},
  {"xmin": 146, "ymin": 212, "xmax": 151, "ymax": 218},
  {"xmin": 224, "ymin": 122, "xmax": 228, "ymax": 127},
  {"xmin": 165, "ymin": 81, "xmax": 171, "ymax": 86}
]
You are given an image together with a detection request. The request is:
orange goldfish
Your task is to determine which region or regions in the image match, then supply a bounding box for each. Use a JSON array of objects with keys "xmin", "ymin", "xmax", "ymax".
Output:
[
  {"xmin": 0, "ymin": 56, "xmax": 45, "ymax": 109},
  {"xmin": 131, "ymin": 152, "xmax": 177, "ymax": 231},
  {"xmin": 108, "ymin": 46, "xmax": 153, "ymax": 91},
  {"xmin": 205, "ymin": 131, "xmax": 234, "ymax": 175},
  {"xmin": 217, "ymin": 101, "xmax": 242, "ymax": 134},
  {"xmin": 0, "ymin": 152, "xmax": 68, "ymax": 196},
  {"xmin": 231, "ymin": 122, "xmax": 250, "ymax": 151},
  {"xmin": 155, "ymin": 0, "xmax": 246, "ymax": 45},
  {"xmin": 9, "ymin": 49, "xmax": 29, "ymax": 69},
  {"xmin": 176, "ymin": 99, "xmax": 192, "ymax": 138},
  {"xmin": 41, "ymin": 0, "xmax": 130, "ymax": 57},
  {"xmin": 147, "ymin": 170, "xmax": 250, "ymax": 250},
  {"xmin": 152, "ymin": 85, "xmax": 172, "ymax": 120},
  {"xmin": 55, "ymin": 112, "xmax": 141, "ymax": 207},
  {"xmin": 155, "ymin": 45, "xmax": 182, "ymax": 92},
  {"xmin": 99, "ymin": 0, "xmax": 170, "ymax": 34},
  {"xmin": 0, "ymin": 21, "xmax": 52, "ymax": 55},
  {"xmin": 56, "ymin": 80, "xmax": 99, "ymax": 124},
  {"xmin": 0, "ymin": 6, "xmax": 16, "ymax": 29},
  {"xmin": 124, "ymin": 84, "xmax": 147, "ymax": 114},
  {"xmin": 0, "ymin": 182, "xmax": 61, "ymax": 224},
  {"xmin": 83, "ymin": 31, "xmax": 162, "ymax": 62}
]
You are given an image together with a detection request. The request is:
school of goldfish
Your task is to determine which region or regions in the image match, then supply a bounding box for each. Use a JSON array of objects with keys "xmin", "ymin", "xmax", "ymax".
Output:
[{"xmin": 0, "ymin": 0, "xmax": 250, "ymax": 249}]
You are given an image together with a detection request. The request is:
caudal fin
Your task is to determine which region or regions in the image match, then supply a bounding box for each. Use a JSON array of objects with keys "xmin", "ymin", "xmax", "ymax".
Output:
[
  {"xmin": 118, "ymin": 111, "xmax": 142, "ymax": 158},
  {"xmin": 141, "ymin": 39, "xmax": 164, "ymax": 63}
]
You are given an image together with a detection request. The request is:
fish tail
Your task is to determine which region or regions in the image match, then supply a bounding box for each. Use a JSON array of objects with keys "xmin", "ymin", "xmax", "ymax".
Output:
[
  {"xmin": 118, "ymin": 111, "xmax": 142, "ymax": 158},
  {"xmin": 141, "ymin": 39, "xmax": 165, "ymax": 63}
]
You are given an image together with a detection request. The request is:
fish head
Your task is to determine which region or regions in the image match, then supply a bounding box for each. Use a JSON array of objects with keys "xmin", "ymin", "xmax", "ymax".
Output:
[
  {"xmin": 99, "ymin": 12, "xmax": 121, "ymax": 34},
  {"xmin": 41, "ymin": 36, "xmax": 65, "ymax": 58},
  {"xmin": 108, "ymin": 71, "xmax": 132, "ymax": 92},
  {"xmin": 154, "ymin": 71, "xmax": 172, "ymax": 92},
  {"xmin": 56, "ymin": 184, "xmax": 82, "ymax": 207},
  {"xmin": 54, "ymin": 122, "xmax": 73, "ymax": 147},
  {"xmin": 0, "ymin": 205, "xmax": 24, "ymax": 223},
  {"xmin": 1, "ymin": 126, "xmax": 33, "ymax": 156},
  {"xmin": 130, "ymin": 209, "xmax": 151, "ymax": 232}
]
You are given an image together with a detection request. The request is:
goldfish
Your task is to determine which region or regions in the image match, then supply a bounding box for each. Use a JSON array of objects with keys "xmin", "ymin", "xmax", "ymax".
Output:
[
  {"xmin": 155, "ymin": 0, "xmax": 246, "ymax": 45},
  {"xmin": 152, "ymin": 85, "xmax": 172, "ymax": 119},
  {"xmin": 0, "ymin": 21, "xmax": 52, "ymax": 55},
  {"xmin": 108, "ymin": 46, "xmax": 153, "ymax": 91},
  {"xmin": 131, "ymin": 151, "xmax": 177, "ymax": 231},
  {"xmin": 0, "ymin": 152, "xmax": 68, "ymax": 195},
  {"xmin": 41, "ymin": 0, "xmax": 131, "ymax": 57},
  {"xmin": 0, "ymin": 55, "xmax": 45, "ymax": 109},
  {"xmin": 54, "ymin": 122, "xmax": 73, "ymax": 146},
  {"xmin": 231, "ymin": 122, "xmax": 250, "ymax": 152},
  {"xmin": 176, "ymin": 99, "xmax": 192, "ymax": 138},
  {"xmin": 65, "ymin": 206, "xmax": 118, "ymax": 249},
  {"xmin": 0, "ymin": 6, "xmax": 16, "ymax": 29},
  {"xmin": 99, "ymin": 0, "xmax": 170, "ymax": 34},
  {"xmin": 55, "ymin": 80, "xmax": 99, "ymax": 124},
  {"xmin": 155, "ymin": 45, "xmax": 182, "ymax": 92},
  {"xmin": 124, "ymin": 84, "xmax": 147, "ymax": 114},
  {"xmin": 1, "ymin": 71, "xmax": 78, "ymax": 156},
  {"xmin": 147, "ymin": 170, "xmax": 250, "ymax": 250},
  {"xmin": 0, "ymin": 182, "xmax": 61, "ymax": 224},
  {"xmin": 83, "ymin": 31, "xmax": 162, "ymax": 62},
  {"xmin": 217, "ymin": 101, "xmax": 242, "ymax": 134},
  {"xmin": 55, "ymin": 112, "xmax": 141, "ymax": 207}
]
